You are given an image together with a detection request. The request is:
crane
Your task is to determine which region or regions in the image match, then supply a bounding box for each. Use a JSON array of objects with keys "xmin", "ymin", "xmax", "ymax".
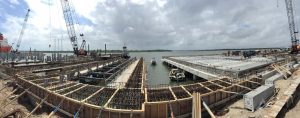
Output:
[
  {"xmin": 60, "ymin": 0, "xmax": 87, "ymax": 56},
  {"xmin": 285, "ymin": 0, "xmax": 299, "ymax": 54},
  {"xmin": 11, "ymin": 9, "xmax": 30, "ymax": 61},
  {"xmin": 13, "ymin": 9, "xmax": 30, "ymax": 53}
]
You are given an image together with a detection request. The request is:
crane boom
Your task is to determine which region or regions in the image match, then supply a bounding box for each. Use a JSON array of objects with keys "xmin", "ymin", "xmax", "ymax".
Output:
[
  {"xmin": 60, "ymin": 0, "xmax": 79, "ymax": 55},
  {"xmin": 15, "ymin": 9, "xmax": 30, "ymax": 52},
  {"xmin": 285, "ymin": 0, "xmax": 299, "ymax": 53}
]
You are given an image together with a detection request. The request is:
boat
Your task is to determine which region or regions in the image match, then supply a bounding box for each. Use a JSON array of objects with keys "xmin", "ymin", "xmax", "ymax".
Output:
[
  {"xmin": 169, "ymin": 69, "xmax": 185, "ymax": 81},
  {"xmin": 0, "ymin": 33, "xmax": 12, "ymax": 53},
  {"xmin": 151, "ymin": 58, "xmax": 156, "ymax": 65}
]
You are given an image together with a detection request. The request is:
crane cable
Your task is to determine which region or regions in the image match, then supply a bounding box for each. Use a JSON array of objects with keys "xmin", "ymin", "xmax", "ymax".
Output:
[
  {"xmin": 69, "ymin": 0, "xmax": 86, "ymax": 41},
  {"xmin": 48, "ymin": 0, "xmax": 52, "ymax": 51},
  {"xmin": 55, "ymin": 0, "xmax": 64, "ymax": 51}
]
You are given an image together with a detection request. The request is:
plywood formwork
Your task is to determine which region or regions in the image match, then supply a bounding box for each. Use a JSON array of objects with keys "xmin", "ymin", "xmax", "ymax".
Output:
[{"xmin": 9, "ymin": 58, "xmax": 268, "ymax": 118}]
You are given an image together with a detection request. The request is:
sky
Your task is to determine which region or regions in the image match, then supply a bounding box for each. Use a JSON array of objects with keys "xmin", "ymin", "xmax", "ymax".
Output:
[{"xmin": 0, "ymin": 0, "xmax": 300, "ymax": 51}]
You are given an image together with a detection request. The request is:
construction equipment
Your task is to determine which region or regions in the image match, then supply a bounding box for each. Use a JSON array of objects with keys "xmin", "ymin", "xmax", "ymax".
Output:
[
  {"xmin": 78, "ymin": 34, "xmax": 87, "ymax": 55},
  {"xmin": 285, "ymin": 0, "xmax": 299, "ymax": 54},
  {"xmin": 11, "ymin": 9, "xmax": 30, "ymax": 61},
  {"xmin": 60, "ymin": 0, "xmax": 87, "ymax": 56}
]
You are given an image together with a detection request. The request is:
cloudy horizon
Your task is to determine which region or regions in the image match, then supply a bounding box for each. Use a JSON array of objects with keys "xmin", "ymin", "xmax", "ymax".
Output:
[{"xmin": 0, "ymin": 0, "xmax": 299, "ymax": 51}]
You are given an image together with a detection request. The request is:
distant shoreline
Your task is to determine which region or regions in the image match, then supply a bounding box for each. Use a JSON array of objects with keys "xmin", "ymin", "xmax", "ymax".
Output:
[{"xmin": 16, "ymin": 47, "xmax": 286, "ymax": 53}]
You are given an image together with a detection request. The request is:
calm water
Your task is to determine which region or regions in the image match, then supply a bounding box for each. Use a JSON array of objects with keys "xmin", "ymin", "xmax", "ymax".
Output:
[
  {"xmin": 130, "ymin": 50, "xmax": 225, "ymax": 86},
  {"xmin": 43, "ymin": 50, "xmax": 225, "ymax": 86}
]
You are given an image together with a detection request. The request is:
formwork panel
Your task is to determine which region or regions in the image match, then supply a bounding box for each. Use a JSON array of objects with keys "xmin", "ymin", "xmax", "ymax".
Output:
[
  {"xmin": 216, "ymin": 91, "xmax": 222, "ymax": 102},
  {"xmin": 146, "ymin": 103, "xmax": 165, "ymax": 118},
  {"xmin": 209, "ymin": 93, "xmax": 216, "ymax": 105},
  {"xmin": 180, "ymin": 99, "xmax": 192, "ymax": 115},
  {"xmin": 110, "ymin": 112, "xmax": 119, "ymax": 118},
  {"xmin": 170, "ymin": 102, "xmax": 179, "ymax": 116},
  {"xmin": 120, "ymin": 113, "xmax": 131, "ymax": 118},
  {"xmin": 102, "ymin": 110, "xmax": 109, "ymax": 118},
  {"xmin": 158, "ymin": 103, "xmax": 167, "ymax": 118}
]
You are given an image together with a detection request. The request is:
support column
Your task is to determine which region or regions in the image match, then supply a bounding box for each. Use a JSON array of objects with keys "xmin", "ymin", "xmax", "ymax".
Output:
[{"xmin": 193, "ymin": 75, "xmax": 197, "ymax": 80}]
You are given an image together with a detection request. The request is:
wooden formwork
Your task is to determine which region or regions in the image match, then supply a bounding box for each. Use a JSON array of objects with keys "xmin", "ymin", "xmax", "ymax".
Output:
[
  {"xmin": 11, "ymin": 58, "xmax": 265, "ymax": 118},
  {"xmin": 144, "ymin": 98, "xmax": 192, "ymax": 118}
]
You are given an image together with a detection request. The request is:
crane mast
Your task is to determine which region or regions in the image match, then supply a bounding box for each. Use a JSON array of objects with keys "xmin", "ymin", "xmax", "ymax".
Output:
[
  {"xmin": 15, "ymin": 9, "xmax": 30, "ymax": 52},
  {"xmin": 60, "ymin": 0, "xmax": 81, "ymax": 55},
  {"xmin": 285, "ymin": 0, "xmax": 299, "ymax": 54}
]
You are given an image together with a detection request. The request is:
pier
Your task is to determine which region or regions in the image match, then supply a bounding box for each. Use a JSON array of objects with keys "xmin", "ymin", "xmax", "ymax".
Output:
[{"xmin": 162, "ymin": 55, "xmax": 281, "ymax": 80}]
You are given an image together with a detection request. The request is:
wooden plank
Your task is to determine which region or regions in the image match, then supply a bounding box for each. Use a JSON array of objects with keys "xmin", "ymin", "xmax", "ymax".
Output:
[{"xmin": 169, "ymin": 87, "xmax": 177, "ymax": 100}]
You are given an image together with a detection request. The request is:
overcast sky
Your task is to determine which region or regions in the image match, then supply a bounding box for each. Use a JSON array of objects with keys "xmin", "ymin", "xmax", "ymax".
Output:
[{"xmin": 0, "ymin": 0, "xmax": 300, "ymax": 51}]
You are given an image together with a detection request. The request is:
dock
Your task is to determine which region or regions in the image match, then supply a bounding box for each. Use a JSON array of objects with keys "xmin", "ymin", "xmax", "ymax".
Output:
[
  {"xmin": 162, "ymin": 55, "xmax": 280, "ymax": 80},
  {"xmin": 109, "ymin": 59, "xmax": 139, "ymax": 87}
]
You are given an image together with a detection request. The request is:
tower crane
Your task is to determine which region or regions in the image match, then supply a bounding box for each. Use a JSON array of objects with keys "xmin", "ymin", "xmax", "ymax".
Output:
[
  {"xmin": 11, "ymin": 9, "xmax": 30, "ymax": 61},
  {"xmin": 285, "ymin": 0, "xmax": 299, "ymax": 54},
  {"xmin": 60, "ymin": 0, "xmax": 87, "ymax": 56}
]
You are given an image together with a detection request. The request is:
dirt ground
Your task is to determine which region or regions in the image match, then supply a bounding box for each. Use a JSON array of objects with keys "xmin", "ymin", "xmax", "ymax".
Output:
[
  {"xmin": 220, "ymin": 68, "xmax": 300, "ymax": 118},
  {"xmin": 282, "ymin": 69, "xmax": 300, "ymax": 118},
  {"xmin": 0, "ymin": 78, "xmax": 60, "ymax": 118}
]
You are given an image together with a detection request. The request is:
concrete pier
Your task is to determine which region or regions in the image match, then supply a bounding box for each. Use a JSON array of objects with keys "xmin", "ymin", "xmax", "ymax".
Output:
[
  {"xmin": 162, "ymin": 55, "xmax": 280, "ymax": 80},
  {"xmin": 109, "ymin": 60, "xmax": 139, "ymax": 87}
]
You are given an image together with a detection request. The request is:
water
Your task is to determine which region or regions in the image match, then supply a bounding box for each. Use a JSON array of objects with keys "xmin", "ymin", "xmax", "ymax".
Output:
[
  {"xmin": 43, "ymin": 50, "xmax": 226, "ymax": 86},
  {"xmin": 130, "ymin": 50, "xmax": 225, "ymax": 86}
]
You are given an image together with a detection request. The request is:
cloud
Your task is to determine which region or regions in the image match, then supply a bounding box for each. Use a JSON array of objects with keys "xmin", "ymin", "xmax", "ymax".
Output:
[{"xmin": 1, "ymin": 0, "xmax": 300, "ymax": 51}]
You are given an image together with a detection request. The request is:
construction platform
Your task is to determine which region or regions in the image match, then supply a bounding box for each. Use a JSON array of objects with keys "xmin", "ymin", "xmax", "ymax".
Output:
[
  {"xmin": 1, "ymin": 56, "xmax": 266, "ymax": 118},
  {"xmin": 162, "ymin": 55, "xmax": 283, "ymax": 80},
  {"xmin": 1, "ymin": 55, "xmax": 300, "ymax": 118}
]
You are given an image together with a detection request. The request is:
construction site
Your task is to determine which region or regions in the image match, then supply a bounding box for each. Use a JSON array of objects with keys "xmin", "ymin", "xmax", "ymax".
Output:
[{"xmin": 1, "ymin": 0, "xmax": 300, "ymax": 118}]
